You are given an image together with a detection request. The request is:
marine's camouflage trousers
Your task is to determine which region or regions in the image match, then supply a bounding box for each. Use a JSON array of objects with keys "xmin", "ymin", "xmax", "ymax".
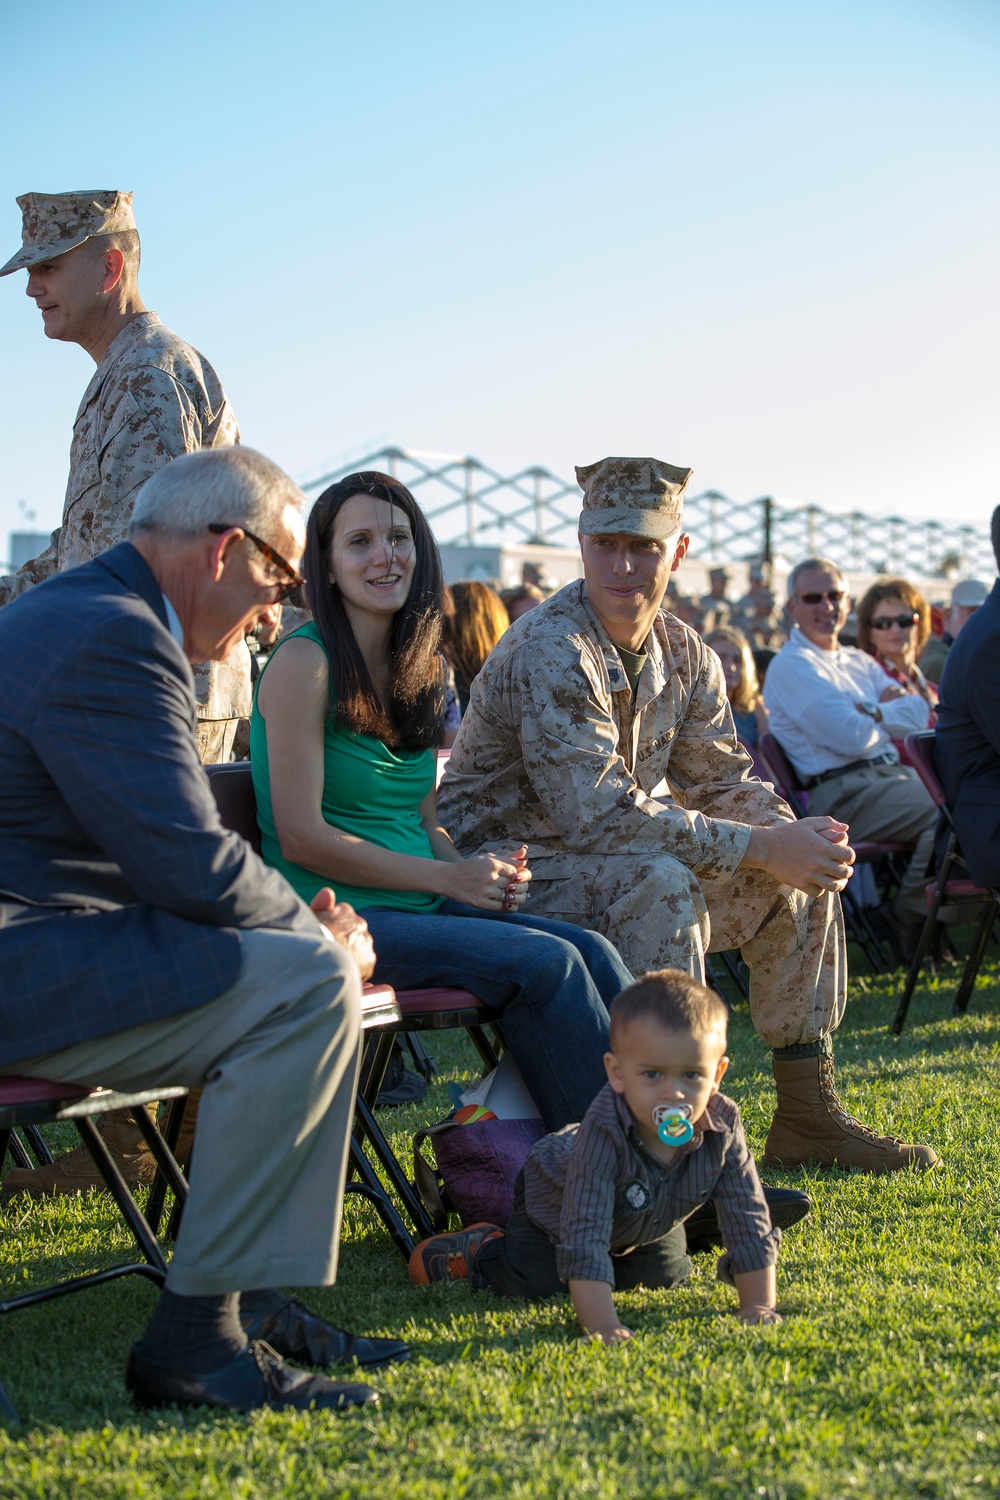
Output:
[
  {"xmin": 195, "ymin": 717, "xmax": 240, "ymax": 766},
  {"xmin": 525, "ymin": 853, "xmax": 847, "ymax": 1049}
]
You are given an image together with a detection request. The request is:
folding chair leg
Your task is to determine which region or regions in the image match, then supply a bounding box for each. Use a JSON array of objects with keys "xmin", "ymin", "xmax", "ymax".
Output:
[
  {"xmin": 22, "ymin": 1125, "xmax": 53, "ymax": 1165},
  {"xmin": 2, "ymin": 1123, "xmax": 55, "ymax": 1171},
  {"xmin": 353, "ymin": 1094, "xmax": 436, "ymax": 1240},
  {"xmin": 951, "ymin": 898, "xmax": 998, "ymax": 1016},
  {"xmin": 891, "ymin": 841, "xmax": 957, "ymax": 1037},
  {"xmin": 3, "ymin": 1130, "xmax": 32, "ymax": 1171},
  {"xmin": 704, "ymin": 958, "xmax": 731, "ymax": 1007},
  {"xmin": 715, "ymin": 950, "xmax": 749, "ymax": 1003},
  {"xmin": 466, "ymin": 1025, "xmax": 501, "ymax": 1072},
  {"xmin": 404, "ymin": 1032, "xmax": 438, "ymax": 1081},
  {"xmin": 128, "ymin": 1102, "xmax": 188, "ymax": 1206},
  {"xmin": 842, "ymin": 889, "xmax": 890, "ymax": 970},
  {"xmin": 0, "ymin": 1377, "xmax": 19, "ymax": 1424},
  {"xmin": 344, "ymin": 1143, "xmax": 415, "ymax": 1259},
  {"xmin": 144, "ymin": 1097, "xmax": 190, "ymax": 1239},
  {"xmin": 73, "ymin": 1118, "xmax": 168, "ymax": 1275},
  {"xmin": 891, "ymin": 906, "xmax": 946, "ymax": 1037},
  {"xmin": 358, "ymin": 1031, "xmax": 397, "ymax": 1109}
]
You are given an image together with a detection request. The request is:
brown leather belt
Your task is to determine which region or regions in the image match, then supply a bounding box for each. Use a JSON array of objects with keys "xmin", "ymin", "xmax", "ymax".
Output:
[{"xmin": 806, "ymin": 752, "xmax": 898, "ymax": 788}]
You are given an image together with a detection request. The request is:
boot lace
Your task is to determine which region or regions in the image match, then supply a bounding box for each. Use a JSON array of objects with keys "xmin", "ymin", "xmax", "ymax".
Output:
[{"xmin": 818, "ymin": 1058, "xmax": 903, "ymax": 1145}]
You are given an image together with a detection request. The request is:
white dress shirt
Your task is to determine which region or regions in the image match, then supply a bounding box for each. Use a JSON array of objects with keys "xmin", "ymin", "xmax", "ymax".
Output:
[
  {"xmin": 763, "ymin": 627, "xmax": 929, "ymax": 778},
  {"xmin": 162, "ymin": 594, "xmax": 185, "ymax": 648}
]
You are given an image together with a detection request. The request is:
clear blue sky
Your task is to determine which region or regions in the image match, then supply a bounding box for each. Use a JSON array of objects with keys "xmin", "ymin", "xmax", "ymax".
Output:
[{"xmin": 1, "ymin": 0, "xmax": 997, "ymax": 553}]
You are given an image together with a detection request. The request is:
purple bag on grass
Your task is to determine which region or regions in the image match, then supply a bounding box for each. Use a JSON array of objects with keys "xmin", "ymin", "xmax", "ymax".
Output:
[{"xmin": 413, "ymin": 1115, "xmax": 546, "ymax": 1230}]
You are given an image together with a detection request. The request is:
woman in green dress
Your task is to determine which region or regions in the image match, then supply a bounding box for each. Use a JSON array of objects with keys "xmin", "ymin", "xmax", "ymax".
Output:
[{"xmin": 250, "ymin": 471, "xmax": 633, "ymax": 1131}]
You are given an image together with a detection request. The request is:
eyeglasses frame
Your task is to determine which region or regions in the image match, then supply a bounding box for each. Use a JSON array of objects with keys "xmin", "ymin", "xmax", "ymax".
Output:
[
  {"xmin": 207, "ymin": 523, "xmax": 305, "ymax": 602},
  {"xmin": 870, "ymin": 613, "xmax": 920, "ymax": 632},
  {"xmin": 796, "ymin": 590, "xmax": 847, "ymax": 605}
]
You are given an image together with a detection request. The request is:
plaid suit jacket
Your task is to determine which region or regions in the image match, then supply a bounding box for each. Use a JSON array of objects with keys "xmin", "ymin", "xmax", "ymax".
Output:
[{"xmin": 0, "ymin": 542, "xmax": 318, "ymax": 1067}]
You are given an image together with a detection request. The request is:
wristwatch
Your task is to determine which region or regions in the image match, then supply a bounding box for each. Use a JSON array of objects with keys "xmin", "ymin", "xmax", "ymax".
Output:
[{"xmin": 858, "ymin": 700, "xmax": 883, "ymax": 723}]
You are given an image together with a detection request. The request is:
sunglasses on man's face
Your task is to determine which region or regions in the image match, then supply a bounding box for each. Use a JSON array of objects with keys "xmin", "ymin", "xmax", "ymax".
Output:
[
  {"xmin": 207, "ymin": 524, "xmax": 305, "ymax": 602},
  {"xmin": 797, "ymin": 590, "xmax": 846, "ymax": 605},
  {"xmin": 871, "ymin": 613, "xmax": 919, "ymax": 631}
]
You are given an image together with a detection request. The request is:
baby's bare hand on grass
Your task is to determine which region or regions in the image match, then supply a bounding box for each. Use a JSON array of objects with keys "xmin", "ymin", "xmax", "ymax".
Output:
[
  {"xmin": 582, "ymin": 1324, "xmax": 634, "ymax": 1346},
  {"xmin": 738, "ymin": 1306, "xmax": 783, "ymax": 1325}
]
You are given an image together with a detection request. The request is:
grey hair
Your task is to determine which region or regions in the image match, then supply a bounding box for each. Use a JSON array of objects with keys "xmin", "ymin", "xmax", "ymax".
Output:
[
  {"xmin": 129, "ymin": 447, "xmax": 305, "ymax": 540},
  {"xmin": 786, "ymin": 556, "xmax": 844, "ymax": 600}
]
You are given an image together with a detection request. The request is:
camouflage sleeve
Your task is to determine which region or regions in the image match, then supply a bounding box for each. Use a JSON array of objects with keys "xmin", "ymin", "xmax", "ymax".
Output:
[
  {"xmin": 516, "ymin": 643, "xmax": 752, "ymax": 877},
  {"xmin": 99, "ymin": 366, "xmax": 204, "ymax": 509},
  {"xmin": 667, "ymin": 644, "xmax": 795, "ymax": 831},
  {"xmin": 0, "ymin": 533, "xmax": 59, "ymax": 607}
]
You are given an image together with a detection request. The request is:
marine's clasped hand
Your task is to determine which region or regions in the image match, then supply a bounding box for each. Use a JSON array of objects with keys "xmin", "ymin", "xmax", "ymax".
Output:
[{"xmin": 652, "ymin": 1103, "xmax": 693, "ymax": 1146}]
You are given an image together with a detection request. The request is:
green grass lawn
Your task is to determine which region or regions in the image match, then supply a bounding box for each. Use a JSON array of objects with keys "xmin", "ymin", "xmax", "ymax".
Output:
[{"xmin": 2, "ymin": 958, "xmax": 998, "ymax": 1499}]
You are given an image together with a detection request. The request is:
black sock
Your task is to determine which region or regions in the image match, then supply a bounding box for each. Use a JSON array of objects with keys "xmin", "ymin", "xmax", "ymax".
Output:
[
  {"xmin": 138, "ymin": 1287, "xmax": 246, "ymax": 1373},
  {"xmin": 238, "ymin": 1287, "xmax": 289, "ymax": 1325}
]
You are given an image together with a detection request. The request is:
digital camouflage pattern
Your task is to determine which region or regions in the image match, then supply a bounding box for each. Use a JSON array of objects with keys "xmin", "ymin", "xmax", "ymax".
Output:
[
  {"xmin": 438, "ymin": 581, "xmax": 847, "ymax": 1048},
  {"xmin": 0, "ymin": 190, "xmax": 137, "ymax": 277},
  {"xmin": 576, "ymin": 456, "xmax": 693, "ymax": 539},
  {"xmin": 0, "ymin": 313, "xmax": 249, "ymax": 727},
  {"xmin": 730, "ymin": 588, "xmax": 787, "ymax": 651}
]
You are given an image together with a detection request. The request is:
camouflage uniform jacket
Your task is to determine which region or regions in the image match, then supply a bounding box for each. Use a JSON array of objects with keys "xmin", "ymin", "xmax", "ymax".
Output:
[
  {"xmin": 438, "ymin": 581, "xmax": 792, "ymax": 882},
  {"xmin": 0, "ymin": 312, "xmax": 248, "ymax": 720}
]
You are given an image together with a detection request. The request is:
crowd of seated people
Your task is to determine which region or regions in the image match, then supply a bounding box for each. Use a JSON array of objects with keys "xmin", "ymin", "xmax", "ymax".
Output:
[
  {"xmin": 0, "ymin": 155, "xmax": 966, "ymax": 1425},
  {"xmin": 5, "ymin": 445, "xmax": 977, "ymax": 1417},
  {"xmin": 234, "ymin": 535, "xmax": 982, "ymax": 930}
]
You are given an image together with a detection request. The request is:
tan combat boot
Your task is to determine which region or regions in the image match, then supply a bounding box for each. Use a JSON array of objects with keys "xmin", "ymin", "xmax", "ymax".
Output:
[
  {"xmin": 2, "ymin": 1097, "xmax": 198, "ymax": 1199},
  {"xmin": 764, "ymin": 1053, "xmax": 938, "ymax": 1173}
]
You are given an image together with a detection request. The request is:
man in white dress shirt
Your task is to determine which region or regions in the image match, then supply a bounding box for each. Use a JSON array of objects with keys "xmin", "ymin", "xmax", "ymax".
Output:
[{"xmin": 764, "ymin": 557, "xmax": 937, "ymax": 953}]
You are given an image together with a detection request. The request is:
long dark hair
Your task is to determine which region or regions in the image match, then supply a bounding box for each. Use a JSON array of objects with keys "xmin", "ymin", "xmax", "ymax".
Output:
[{"xmin": 304, "ymin": 472, "xmax": 445, "ymax": 749}]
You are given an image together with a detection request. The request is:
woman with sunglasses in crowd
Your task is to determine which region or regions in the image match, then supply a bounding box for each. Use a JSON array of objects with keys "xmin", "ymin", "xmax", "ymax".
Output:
[
  {"xmin": 248, "ymin": 472, "xmax": 633, "ymax": 1132},
  {"xmin": 856, "ymin": 578, "xmax": 938, "ymax": 745}
]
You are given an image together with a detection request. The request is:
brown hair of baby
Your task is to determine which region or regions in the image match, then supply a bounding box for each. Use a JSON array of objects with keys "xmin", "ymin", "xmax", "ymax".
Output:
[{"xmin": 609, "ymin": 968, "xmax": 728, "ymax": 1050}]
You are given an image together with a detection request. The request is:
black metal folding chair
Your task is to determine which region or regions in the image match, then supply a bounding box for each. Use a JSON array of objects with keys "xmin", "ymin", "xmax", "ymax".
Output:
[
  {"xmin": 207, "ymin": 761, "xmax": 508, "ymax": 1260},
  {"xmin": 891, "ymin": 730, "xmax": 1000, "ymax": 1036},
  {"xmin": 0, "ymin": 1079, "xmax": 189, "ymax": 1422},
  {"xmin": 756, "ymin": 731, "xmax": 911, "ymax": 970}
]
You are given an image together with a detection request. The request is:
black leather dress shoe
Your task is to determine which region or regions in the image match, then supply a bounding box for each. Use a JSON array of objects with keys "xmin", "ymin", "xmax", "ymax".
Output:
[
  {"xmin": 240, "ymin": 1299, "xmax": 411, "ymax": 1369},
  {"xmin": 125, "ymin": 1339, "xmax": 379, "ymax": 1413},
  {"xmin": 684, "ymin": 1186, "xmax": 812, "ymax": 1254}
]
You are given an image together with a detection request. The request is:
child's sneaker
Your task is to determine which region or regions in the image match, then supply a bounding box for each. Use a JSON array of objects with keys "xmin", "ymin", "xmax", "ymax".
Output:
[{"xmin": 408, "ymin": 1222, "xmax": 504, "ymax": 1285}]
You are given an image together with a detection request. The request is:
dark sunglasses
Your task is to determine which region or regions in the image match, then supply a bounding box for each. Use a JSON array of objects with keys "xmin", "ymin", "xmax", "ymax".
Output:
[
  {"xmin": 871, "ymin": 613, "xmax": 919, "ymax": 631},
  {"xmin": 207, "ymin": 524, "xmax": 305, "ymax": 602},
  {"xmin": 797, "ymin": 590, "xmax": 846, "ymax": 605}
]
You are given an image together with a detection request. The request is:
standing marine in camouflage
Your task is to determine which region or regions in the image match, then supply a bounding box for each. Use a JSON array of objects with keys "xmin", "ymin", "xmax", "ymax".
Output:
[
  {"xmin": 0, "ymin": 189, "xmax": 249, "ymax": 1200},
  {"xmin": 0, "ymin": 189, "xmax": 249, "ymax": 764},
  {"xmin": 438, "ymin": 456, "xmax": 936, "ymax": 1174}
]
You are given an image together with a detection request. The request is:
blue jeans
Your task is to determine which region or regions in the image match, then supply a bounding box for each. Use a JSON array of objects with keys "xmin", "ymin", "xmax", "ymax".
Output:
[{"xmin": 358, "ymin": 899, "xmax": 633, "ymax": 1130}]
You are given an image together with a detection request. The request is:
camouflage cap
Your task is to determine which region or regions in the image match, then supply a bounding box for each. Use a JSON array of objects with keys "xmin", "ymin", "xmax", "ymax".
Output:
[
  {"xmin": 1, "ymin": 190, "xmax": 136, "ymax": 277},
  {"xmin": 576, "ymin": 456, "xmax": 693, "ymax": 539}
]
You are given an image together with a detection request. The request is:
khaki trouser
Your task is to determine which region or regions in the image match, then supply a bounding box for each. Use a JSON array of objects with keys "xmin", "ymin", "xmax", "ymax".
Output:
[
  {"xmin": 195, "ymin": 718, "xmax": 240, "ymax": 766},
  {"xmin": 806, "ymin": 763, "xmax": 937, "ymax": 919},
  {"xmin": 18, "ymin": 928, "xmax": 362, "ymax": 1296},
  {"xmin": 526, "ymin": 853, "xmax": 847, "ymax": 1050}
]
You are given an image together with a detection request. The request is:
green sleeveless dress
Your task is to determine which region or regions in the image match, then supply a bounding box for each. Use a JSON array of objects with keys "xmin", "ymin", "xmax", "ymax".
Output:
[{"xmin": 249, "ymin": 622, "xmax": 442, "ymax": 913}]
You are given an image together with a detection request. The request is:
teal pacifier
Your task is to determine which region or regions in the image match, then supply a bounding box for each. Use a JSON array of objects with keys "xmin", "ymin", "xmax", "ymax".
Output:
[{"xmin": 653, "ymin": 1103, "xmax": 693, "ymax": 1146}]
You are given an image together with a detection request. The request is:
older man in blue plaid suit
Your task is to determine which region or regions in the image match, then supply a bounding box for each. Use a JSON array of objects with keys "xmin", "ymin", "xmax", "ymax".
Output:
[{"xmin": 0, "ymin": 447, "xmax": 408, "ymax": 1413}]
